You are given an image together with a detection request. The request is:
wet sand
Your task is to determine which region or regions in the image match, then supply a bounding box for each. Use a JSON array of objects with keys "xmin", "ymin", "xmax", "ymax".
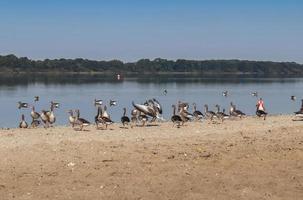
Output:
[{"xmin": 0, "ymin": 115, "xmax": 303, "ymax": 200}]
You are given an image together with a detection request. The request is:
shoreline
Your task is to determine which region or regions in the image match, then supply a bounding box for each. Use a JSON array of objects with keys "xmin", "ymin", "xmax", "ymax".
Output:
[{"xmin": 1, "ymin": 115, "xmax": 303, "ymax": 199}]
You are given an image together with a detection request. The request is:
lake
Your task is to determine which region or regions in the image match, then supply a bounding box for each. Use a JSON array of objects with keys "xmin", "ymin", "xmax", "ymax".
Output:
[{"xmin": 0, "ymin": 74, "xmax": 302, "ymax": 128}]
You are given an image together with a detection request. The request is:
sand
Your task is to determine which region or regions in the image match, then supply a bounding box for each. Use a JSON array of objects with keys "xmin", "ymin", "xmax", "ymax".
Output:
[{"xmin": 0, "ymin": 115, "xmax": 303, "ymax": 200}]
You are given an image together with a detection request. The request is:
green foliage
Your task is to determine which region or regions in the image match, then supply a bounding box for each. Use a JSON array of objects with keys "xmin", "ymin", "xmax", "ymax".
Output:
[{"xmin": 0, "ymin": 54, "xmax": 302, "ymax": 75}]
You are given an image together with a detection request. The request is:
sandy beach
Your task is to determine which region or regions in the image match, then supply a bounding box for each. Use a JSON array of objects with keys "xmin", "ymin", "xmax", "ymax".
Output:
[{"xmin": 0, "ymin": 115, "xmax": 303, "ymax": 200}]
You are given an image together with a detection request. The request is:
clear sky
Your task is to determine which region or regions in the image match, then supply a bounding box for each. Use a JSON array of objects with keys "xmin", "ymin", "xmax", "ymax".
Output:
[{"xmin": 0, "ymin": 0, "xmax": 302, "ymax": 63}]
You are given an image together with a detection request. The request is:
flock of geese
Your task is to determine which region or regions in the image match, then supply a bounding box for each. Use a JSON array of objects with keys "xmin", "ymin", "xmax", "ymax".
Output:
[{"xmin": 17, "ymin": 90, "xmax": 303, "ymax": 130}]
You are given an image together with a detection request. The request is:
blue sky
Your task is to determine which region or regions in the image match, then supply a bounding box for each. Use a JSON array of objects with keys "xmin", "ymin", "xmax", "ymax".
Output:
[{"xmin": 0, "ymin": 0, "xmax": 302, "ymax": 63}]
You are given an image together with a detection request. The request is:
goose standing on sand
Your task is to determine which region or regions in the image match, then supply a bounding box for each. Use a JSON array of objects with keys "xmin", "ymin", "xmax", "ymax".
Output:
[
  {"xmin": 74, "ymin": 109, "xmax": 90, "ymax": 131},
  {"xmin": 19, "ymin": 114, "xmax": 28, "ymax": 128},
  {"xmin": 18, "ymin": 102, "xmax": 29, "ymax": 109},
  {"xmin": 30, "ymin": 106, "xmax": 40, "ymax": 128},
  {"xmin": 67, "ymin": 110, "xmax": 76, "ymax": 127},
  {"xmin": 192, "ymin": 103, "xmax": 204, "ymax": 121},
  {"xmin": 294, "ymin": 99, "xmax": 303, "ymax": 117},
  {"xmin": 121, "ymin": 108, "xmax": 130, "ymax": 127},
  {"xmin": 204, "ymin": 104, "xmax": 216, "ymax": 120},
  {"xmin": 179, "ymin": 104, "xmax": 193, "ymax": 125},
  {"xmin": 101, "ymin": 106, "xmax": 113, "ymax": 129},
  {"xmin": 131, "ymin": 108, "xmax": 138, "ymax": 127},
  {"xmin": 48, "ymin": 104, "xmax": 56, "ymax": 125},
  {"xmin": 138, "ymin": 111, "xmax": 148, "ymax": 127},
  {"xmin": 230, "ymin": 102, "xmax": 245, "ymax": 118},
  {"xmin": 40, "ymin": 110, "xmax": 50, "ymax": 128},
  {"xmin": 171, "ymin": 105, "xmax": 182, "ymax": 127},
  {"xmin": 132, "ymin": 100, "xmax": 161, "ymax": 123},
  {"xmin": 95, "ymin": 106, "xmax": 103, "ymax": 129},
  {"xmin": 215, "ymin": 104, "xmax": 229, "ymax": 122}
]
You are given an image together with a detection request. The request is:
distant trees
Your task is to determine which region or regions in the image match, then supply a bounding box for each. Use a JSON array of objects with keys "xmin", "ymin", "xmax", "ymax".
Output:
[{"xmin": 0, "ymin": 54, "xmax": 303, "ymax": 75}]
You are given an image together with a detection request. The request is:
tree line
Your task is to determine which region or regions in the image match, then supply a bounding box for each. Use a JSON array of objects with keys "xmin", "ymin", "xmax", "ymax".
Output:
[{"xmin": 1, "ymin": 54, "xmax": 303, "ymax": 75}]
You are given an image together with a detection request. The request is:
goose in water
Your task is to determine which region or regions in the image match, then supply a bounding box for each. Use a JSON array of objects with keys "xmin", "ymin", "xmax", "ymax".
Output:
[
  {"xmin": 215, "ymin": 104, "xmax": 229, "ymax": 122},
  {"xmin": 67, "ymin": 110, "xmax": 76, "ymax": 127},
  {"xmin": 109, "ymin": 100, "xmax": 117, "ymax": 107},
  {"xmin": 121, "ymin": 108, "xmax": 130, "ymax": 127},
  {"xmin": 19, "ymin": 114, "xmax": 28, "ymax": 128},
  {"xmin": 101, "ymin": 106, "xmax": 113, "ymax": 130},
  {"xmin": 18, "ymin": 102, "xmax": 29, "ymax": 109},
  {"xmin": 40, "ymin": 110, "xmax": 50, "ymax": 128},
  {"xmin": 230, "ymin": 102, "xmax": 245, "ymax": 118},
  {"xmin": 74, "ymin": 109, "xmax": 90, "ymax": 131},
  {"xmin": 192, "ymin": 103, "xmax": 204, "ymax": 121},
  {"xmin": 50, "ymin": 101, "xmax": 60, "ymax": 108},
  {"xmin": 94, "ymin": 99, "xmax": 103, "ymax": 106},
  {"xmin": 171, "ymin": 105, "xmax": 182, "ymax": 127},
  {"xmin": 34, "ymin": 96, "xmax": 39, "ymax": 102},
  {"xmin": 222, "ymin": 91, "xmax": 228, "ymax": 97},
  {"xmin": 163, "ymin": 89, "xmax": 168, "ymax": 95},
  {"xmin": 291, "ymin": 96, "xmax": 296, "ymax": 101},
  {"xmin": 251, "ymin": 92, "xmax": 258, "ymax": 97},
  {"xmin": 204, "ymin": 104, "xmax": 216, "ymax": 120}
]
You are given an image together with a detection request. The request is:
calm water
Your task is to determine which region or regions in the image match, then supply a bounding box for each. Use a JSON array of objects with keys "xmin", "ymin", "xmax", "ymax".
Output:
[{"xmin": 0, "ymin": 74, "xmax": 302, "ymax": 128}]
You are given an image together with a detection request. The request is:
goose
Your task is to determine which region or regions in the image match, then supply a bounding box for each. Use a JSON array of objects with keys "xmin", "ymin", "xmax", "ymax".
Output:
[
  {"xmin": 50, "ymin": 101, "xmax": 60, "ymax": 108},
  {"xmin": 222, "ymin": 91, "xmax": 228, "ymax": 97},
  {"xmin": 215, "ymin": 104, "xmax": 229, "ymax": 122},
  {"xmin": 48, "ymin": 104, "xmax": 56, "ymax": 125},
  {"xmin": 31, "ymin": 120, "xmax": 40, "ymax": 128},
  {"xmin": 256, "ymin": 108, "xmax": 267, "ymax": 120},
  {"xmin": 251, "ymin": 92, "xmax": 258, "ymax": 97},
  {"xmin": 163, "ymin": 89, "xmax": 168, "ymax": 95},
  {"xmin": 291, "ymin": 96, "xmax": 296, "ymax": 101},
  {"xmin": 121, "ymin": 108, "xmax": 130, "ymax": 127},
  {"xmin": 294, "ymin": 99, "xmax": 303, "ymax": 117},
  {"xmin": 102, "ymin": 105, "xmax": 110, "ymax": 119},
  {"xmin": 131, "ymin": 108, "xmax": 138, "ymax": 127},
  {"xmin": 192, "ymin": 103, "xmax": 204, "ymax": 121},
  {"xmin": 179, "ymin": 106, "xmax": 193, "ymax": 125},
  {"xmin": 95, "ymin": 106, "xmax": 103, "ymax": 129},
  {"xmin": 204, "ymin": 104, "xmax": 216, "ymax": 120},
  {"xmin": 40, "ymin": 110, "xmax": 50, "ymax": 128},
  {"xmin": 34, "ymin": 96, "xmax": 39, "ymax": 102},
  {"xmin": 19, "ymin": 114, "xmax": 28, "ymax": 128},
  {"xmin": 94, "ymin": 99, "xmax": 103, "ymax": 106},
  {"xmin": 132, "ymin": 101, "xmax": 158, "ymax": 122},
  {"xmin": 30, "ymin": 106, "xmax": 40, "ymax": 121},
  {"xmin": 101, "ymin": 106, "xmax": 113, "ymax": 130},
  {"xmin": 67, "ymin": 110, "xmax": 76, "ymax": 127},
  {"xmin": 74, "ymin": 109, "xmax": 90, "ymax": 131},
  {"xmin": 109, "ymin": 100, "xmax": 117, "ymax": 107},
  {"xmin": 138, "ymin": 111, "xmax": 149, "ymax": 127},
  {"xmin": 18, "ymin": 102, "xmax": 29, "ymax": 109},
  {"xmin": 230, "ymin": 102, "xmax": 245, "ymax": 118},
  {"xmin": 171, "ymin": 105, "xmax": 182, "ymax": 127}
]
